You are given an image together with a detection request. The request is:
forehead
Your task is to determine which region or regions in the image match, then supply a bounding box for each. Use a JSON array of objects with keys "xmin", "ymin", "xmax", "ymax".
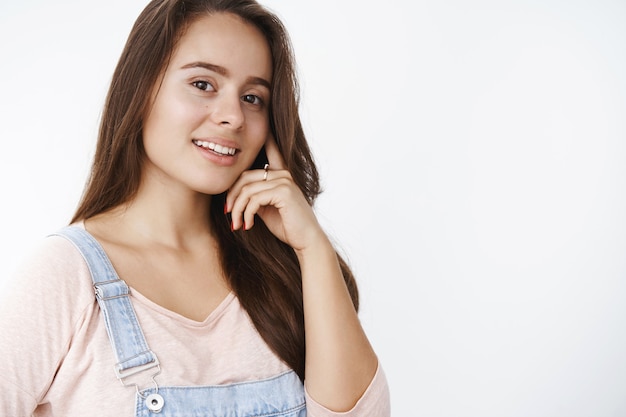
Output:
[{"xmin": 170, "ymin": 12, "xmax": 272, "ymax": 81}]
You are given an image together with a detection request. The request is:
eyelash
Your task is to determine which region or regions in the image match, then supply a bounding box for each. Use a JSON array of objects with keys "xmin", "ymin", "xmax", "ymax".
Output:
[
  {"xmin": 242, "ymin": 94, "xmax": 263, "ymax": 106},
  {"xmin": 192, "ymin": 80, "xmax": 215, "ymax": 92},
  {"xmin": 192, "ymin": 81, "xmax": 264, "ymax": 106}
]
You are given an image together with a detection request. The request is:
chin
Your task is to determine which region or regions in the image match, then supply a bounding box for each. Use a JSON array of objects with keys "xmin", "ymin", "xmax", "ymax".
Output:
[
  {"xmin": 195, "ymin": 185, "xmax": 229, "ymax": 196},
  {"xmin": 192, "ymin": 178, "xmax": 233, "ymax": 195}
]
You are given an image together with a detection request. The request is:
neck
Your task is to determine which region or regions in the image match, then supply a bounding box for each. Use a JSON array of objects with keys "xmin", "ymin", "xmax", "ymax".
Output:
[{"xmin": 104, "ymin": 178, "xmax": 215, "ymax": 250}]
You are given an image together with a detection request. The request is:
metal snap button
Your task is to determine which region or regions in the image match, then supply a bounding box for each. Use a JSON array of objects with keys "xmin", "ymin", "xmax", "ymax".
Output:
[{"xmin": 145, "ymin": 393, "xmax": 164, "ymax": 413}]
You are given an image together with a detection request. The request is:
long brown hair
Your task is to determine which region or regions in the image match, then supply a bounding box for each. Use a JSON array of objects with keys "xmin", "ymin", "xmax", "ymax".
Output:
[{"xmin": 72, "ymin": 0, "xmax": 358, "ymax": 381}]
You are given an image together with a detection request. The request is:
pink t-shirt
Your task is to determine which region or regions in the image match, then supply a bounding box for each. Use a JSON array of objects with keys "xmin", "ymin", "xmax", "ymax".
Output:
[{"xmin": 0, "ymin": 232, "xmax": 390, "ymax": 416}]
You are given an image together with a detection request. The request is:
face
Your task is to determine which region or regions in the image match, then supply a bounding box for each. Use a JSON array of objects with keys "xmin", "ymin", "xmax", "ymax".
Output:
[{"xmin": 141, "ymin": 13, "xmax": 272, "ymax": 196}]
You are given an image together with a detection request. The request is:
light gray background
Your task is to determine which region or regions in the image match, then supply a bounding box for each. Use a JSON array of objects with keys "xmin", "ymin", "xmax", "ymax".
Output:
[{"xmin": 1, "ymin": 1, "xmax": 625, "ymax": 416}]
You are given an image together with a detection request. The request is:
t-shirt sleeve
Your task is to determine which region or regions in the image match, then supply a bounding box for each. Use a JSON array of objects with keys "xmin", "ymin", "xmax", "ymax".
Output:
[
  {"xmin": 0, "ymin": 235, "xmax": 94, "ymax": 416},
  {"xmin": 304, "ymin": 362, "xmax": 391, "ymax": 417}
]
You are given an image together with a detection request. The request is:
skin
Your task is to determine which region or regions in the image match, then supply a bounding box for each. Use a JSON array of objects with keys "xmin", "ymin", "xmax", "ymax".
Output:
[{"xmin": 85, "ymin": 12, "xmax": 377, "ymax": 412}]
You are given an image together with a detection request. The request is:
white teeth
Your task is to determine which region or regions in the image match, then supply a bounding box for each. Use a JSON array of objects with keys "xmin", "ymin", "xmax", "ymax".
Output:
[{"xmin": 193, "ymin": 140, "xmax": 236, "ymax": 156}]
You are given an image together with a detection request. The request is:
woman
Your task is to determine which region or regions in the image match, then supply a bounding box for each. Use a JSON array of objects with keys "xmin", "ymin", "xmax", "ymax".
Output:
[{"xmin": 0, "ymin": 0, "xmax": 390, "ymax": 415}]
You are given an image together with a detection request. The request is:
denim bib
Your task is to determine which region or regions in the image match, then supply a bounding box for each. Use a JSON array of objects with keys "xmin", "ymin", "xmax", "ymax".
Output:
[{"xmin": 56, "ymin": 226, "xmax": 306, "ymax": 417}]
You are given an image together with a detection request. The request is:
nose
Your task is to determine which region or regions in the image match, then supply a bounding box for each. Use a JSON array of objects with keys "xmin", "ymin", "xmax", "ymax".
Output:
[{"xmin": 209, "ymin": 92, "xmax": 244, "ymax": 129}]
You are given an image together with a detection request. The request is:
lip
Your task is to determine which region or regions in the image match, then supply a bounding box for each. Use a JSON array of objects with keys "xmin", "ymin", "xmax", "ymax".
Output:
[{"xmin": 192, "ymin": 137, "xmax": 240, "ymax": 166}]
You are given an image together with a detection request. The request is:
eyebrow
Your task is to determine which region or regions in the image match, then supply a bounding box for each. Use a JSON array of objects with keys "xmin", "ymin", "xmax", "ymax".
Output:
[{"xmin": 181, "ymin": 61, "xmax": 271, "ymax": 89}]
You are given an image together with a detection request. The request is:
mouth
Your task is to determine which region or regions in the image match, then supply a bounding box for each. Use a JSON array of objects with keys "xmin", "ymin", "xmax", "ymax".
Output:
[{"xmin": 192, "ymin": 139, "xmax": 238, "ymax": 156}]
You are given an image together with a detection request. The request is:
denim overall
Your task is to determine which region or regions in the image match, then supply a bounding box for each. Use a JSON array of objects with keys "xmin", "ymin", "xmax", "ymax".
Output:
[{"xmin": 55, "ymin": 226, "xmax": 306, "ymax": 417}]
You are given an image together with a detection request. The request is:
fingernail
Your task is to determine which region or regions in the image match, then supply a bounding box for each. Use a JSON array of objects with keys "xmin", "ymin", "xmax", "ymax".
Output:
[
  {"xmin": 243, "ymin": 221, "xmax": 247, "ymax": 231},
  {"xmin": 224, "ymin": 202, "xmax": 228, "ymax": 214},
  {"xmin": 230, "ymin": 221, "xmax": 235, "ymax": 232}
]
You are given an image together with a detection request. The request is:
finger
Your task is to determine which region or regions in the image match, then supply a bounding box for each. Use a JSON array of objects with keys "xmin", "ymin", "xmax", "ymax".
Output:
[
  {"xmin": 264, "ymin": 134, "xmax": 287, "ymax": 171},
  {"xmin": 228, "ymin": 178, "xmax": 275, "ymax": 230},
  {"xmin": 226, "ymin": 169, "xmax": 290, "ymax": 213},
  {"xmin": 239, "ymin": 189, "xmax": 274, "ymax": 231},
  {"xmin": 241, "ymin": 191, "xmax": 267, "ymax": 230},
  {"xmin": 229, "ymin": 178, "xmax": 288, "ymax": 230}
]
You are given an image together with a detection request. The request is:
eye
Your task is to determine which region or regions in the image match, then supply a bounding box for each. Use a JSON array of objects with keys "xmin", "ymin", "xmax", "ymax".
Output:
[
  {"xmin": 192, "ymin": 80, "xmax": 215, "ymax": 92},
  {"xmin": 242, "ymin": 94, "xmax": 263, "ymax": 106}
]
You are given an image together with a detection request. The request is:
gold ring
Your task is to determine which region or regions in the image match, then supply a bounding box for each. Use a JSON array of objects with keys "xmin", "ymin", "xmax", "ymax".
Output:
[{"xmin": 263, "ymin": 163, "xmax": 270, "ymax": 181}]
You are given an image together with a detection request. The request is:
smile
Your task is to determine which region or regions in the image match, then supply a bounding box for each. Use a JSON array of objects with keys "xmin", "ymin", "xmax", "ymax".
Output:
[{"xmin": 192, "ymin": 140, "xmax": 237, "ymax": 156}]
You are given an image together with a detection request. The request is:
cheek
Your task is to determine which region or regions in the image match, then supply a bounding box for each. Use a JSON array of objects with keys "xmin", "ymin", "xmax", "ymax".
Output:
[
  {"xmin": 246, "ymin": 113, "xmax": 270, "ymax": 146},
  {"xmin": 245, "ymin": 121, "xmax": 269, "ymax": 164},
  {"xmin": 145, "ymin": 90, "xmax": 204, "ymax": 136}
]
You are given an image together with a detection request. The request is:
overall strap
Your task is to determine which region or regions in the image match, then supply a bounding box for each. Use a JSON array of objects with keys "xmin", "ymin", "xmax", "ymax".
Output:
[{"xmin": 53, "ymin": 226, "xmax": 160, "ymax": 381}]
